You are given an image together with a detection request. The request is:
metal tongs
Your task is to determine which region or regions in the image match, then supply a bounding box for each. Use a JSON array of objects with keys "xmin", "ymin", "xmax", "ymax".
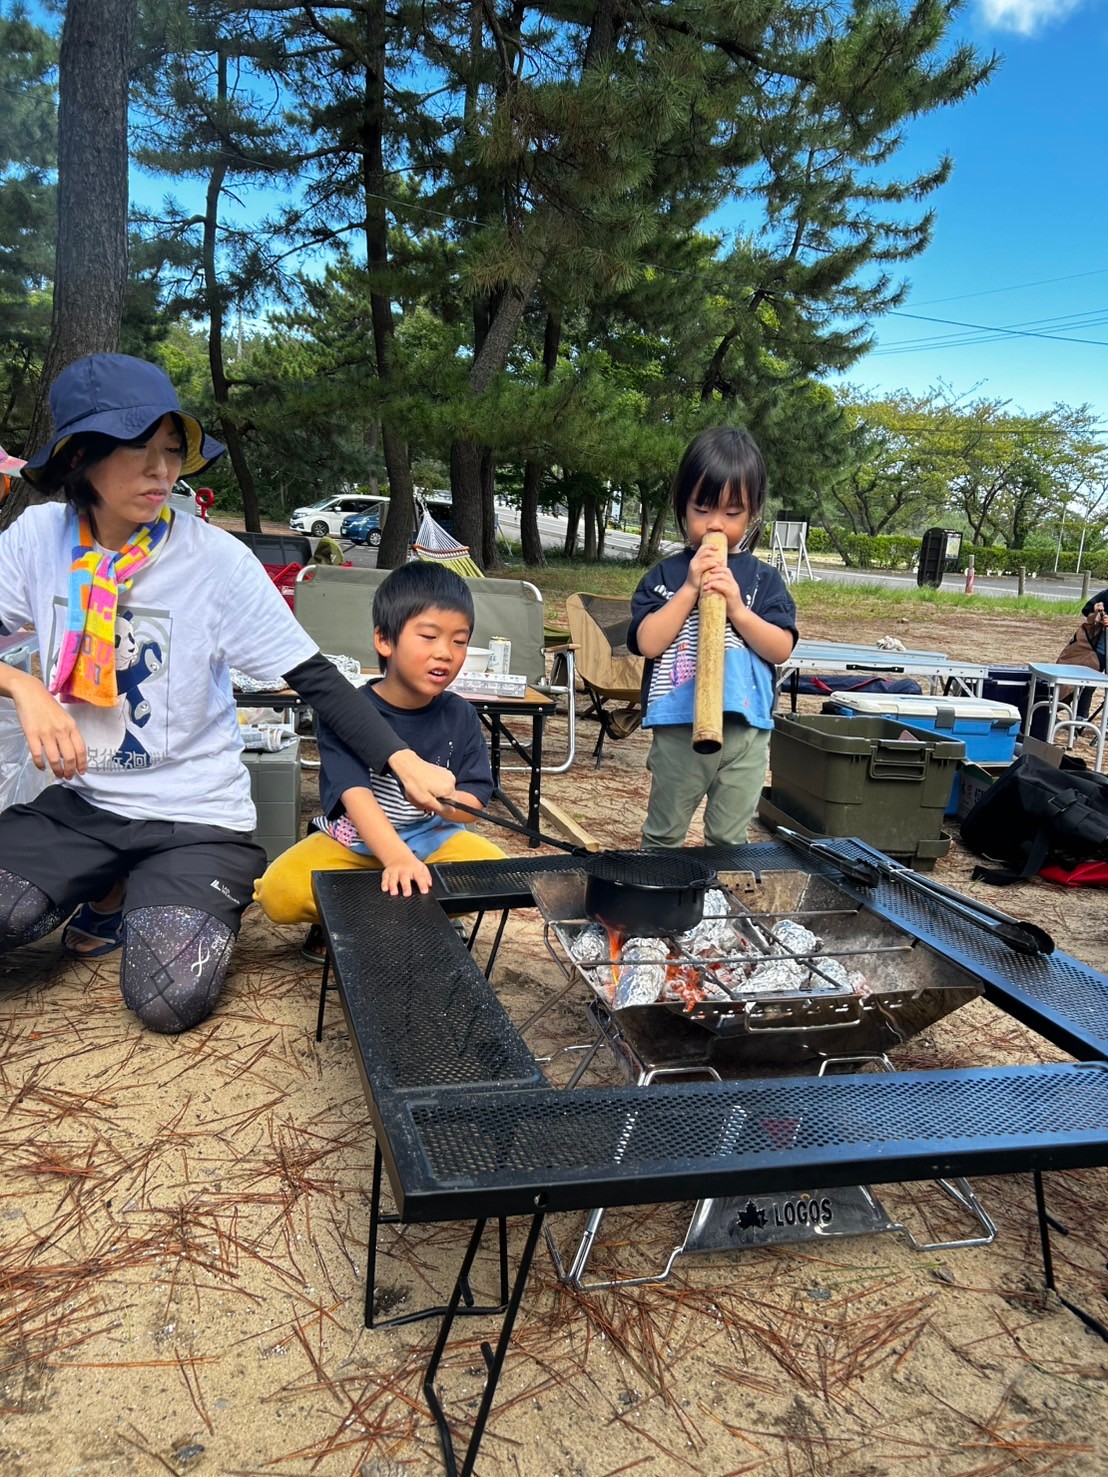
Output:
[{"xmin": 775, "ymin": 828, "xmax": 1055, "ymax": 957}]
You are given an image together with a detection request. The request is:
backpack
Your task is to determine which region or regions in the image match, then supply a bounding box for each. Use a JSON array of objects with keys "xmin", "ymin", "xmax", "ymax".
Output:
[{"xmin": 960, "ymin": 753, "xmax": 1108, "ymax": 885}]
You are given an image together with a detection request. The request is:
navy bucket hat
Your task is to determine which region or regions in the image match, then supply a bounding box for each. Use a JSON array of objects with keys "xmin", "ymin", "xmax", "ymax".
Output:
[{"xmin": 22, "ymin": 354, "xmax": 226, "ymax": 482}]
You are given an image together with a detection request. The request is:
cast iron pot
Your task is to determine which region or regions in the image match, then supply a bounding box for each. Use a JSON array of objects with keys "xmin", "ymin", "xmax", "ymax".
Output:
[
  {"xmin": 581, "ymin": 850, "xmax": 715, "ymax": 937},
  {"xmin": 441, "ymin": 798, "xmax": 716, "ymax": 937}
]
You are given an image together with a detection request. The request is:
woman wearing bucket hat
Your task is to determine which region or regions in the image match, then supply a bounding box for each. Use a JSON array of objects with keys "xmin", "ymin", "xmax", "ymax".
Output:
[{"xmin": 0, "ymin": 354, "xmax": 458, "ymax": 1033}]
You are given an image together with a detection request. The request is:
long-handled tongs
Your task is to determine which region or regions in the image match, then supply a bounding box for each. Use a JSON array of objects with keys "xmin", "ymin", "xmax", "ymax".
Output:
[{"xmin": 775, "ymin": 828, "xmax": 1055, "ymax": 957}]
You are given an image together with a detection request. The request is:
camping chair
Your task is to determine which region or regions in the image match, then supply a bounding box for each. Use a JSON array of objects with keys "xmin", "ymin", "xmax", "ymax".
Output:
[
  {"xmin": 564, "ymin": 592, "xmax": 644, "ymax": 765},
  {"xmin": 293, "ymin": 564, "xmax": 576, "ymax": 772}
]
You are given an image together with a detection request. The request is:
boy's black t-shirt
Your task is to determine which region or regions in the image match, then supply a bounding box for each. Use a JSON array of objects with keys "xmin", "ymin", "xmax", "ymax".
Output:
[{"xmin": 317, "ymin": 683, "xmax": 493, "ymax": 827}]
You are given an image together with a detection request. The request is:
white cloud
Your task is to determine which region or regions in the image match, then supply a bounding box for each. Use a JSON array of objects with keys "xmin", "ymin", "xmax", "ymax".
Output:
[{"xmin": 978, "ymin": 0, "xmax": 1087, "ymax": 34}]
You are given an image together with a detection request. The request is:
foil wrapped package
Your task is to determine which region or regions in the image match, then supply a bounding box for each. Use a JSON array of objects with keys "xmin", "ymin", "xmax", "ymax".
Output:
[
  {"xmin": 771, "ymin": 919, "xmax": 821, "ymax": 954},
  {"xmin": 612, "ymin": 938, "xmax": 668, "ymax": 1008}
]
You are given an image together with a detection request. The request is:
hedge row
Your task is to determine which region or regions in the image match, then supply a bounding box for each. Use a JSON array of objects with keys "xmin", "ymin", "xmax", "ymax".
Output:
[{"xmin": 802, "ymin": 528, "xmax": 1108, "ymax": 579}]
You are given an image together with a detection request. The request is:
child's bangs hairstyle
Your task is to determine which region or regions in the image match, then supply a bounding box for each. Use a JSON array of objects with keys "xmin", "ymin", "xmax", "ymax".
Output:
[
  {"xmin": 38, "ymin": 414, "xmax": 188, "ymax": 515},
  {"xmin": 373, "ymin": 563, "xmax": 475, "ymax": 669},
  {"xmin": 672, "ymin": 427, "xmax": 767, "ymax": 540}
]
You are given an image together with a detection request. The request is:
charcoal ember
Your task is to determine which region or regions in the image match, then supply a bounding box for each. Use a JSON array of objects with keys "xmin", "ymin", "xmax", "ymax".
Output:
[
  {"xmin": 612, "ymin": 938, "xmax": 667, "ymax": 1007},
  {"xmin": 662, "ymin": 967, "xmax": 730, "ymax": 1006},
  {"xmin": 771, "ymin": 919, "xmax": 821, "ymax": 954},
  {"xmin": 810, "ymin": 956, "xmax": 867, "ymax": 993},
  {"xmin": 570, "ymin": 924, "xmax": 608, "ymax": 964}
]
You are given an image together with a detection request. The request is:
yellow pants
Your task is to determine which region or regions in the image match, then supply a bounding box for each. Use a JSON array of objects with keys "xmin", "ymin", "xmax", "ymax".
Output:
[{"xmin": 254, "ymin": 828, "xmax": 506, "ymax": 925}]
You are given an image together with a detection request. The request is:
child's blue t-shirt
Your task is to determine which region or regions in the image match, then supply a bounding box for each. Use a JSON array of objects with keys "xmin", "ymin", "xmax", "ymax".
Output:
[
  {"xmin": 313, "ymin": 684, "xmax": 493, "ymax": 856},
  {"xmin": 627, "ymin": 549, "xmax": 797, "ymax": 731}
]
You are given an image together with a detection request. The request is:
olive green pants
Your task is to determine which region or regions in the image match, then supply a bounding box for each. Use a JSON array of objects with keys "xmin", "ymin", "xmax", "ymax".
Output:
[{"xmin": 642, "ymin": 721, "xmax": 771, "ymax": 849}]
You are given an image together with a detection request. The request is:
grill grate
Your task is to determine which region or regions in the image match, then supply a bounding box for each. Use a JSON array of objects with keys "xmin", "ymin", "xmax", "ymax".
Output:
[
  {"xmin": 427, "ymin": 840, "xmax": 1108, "ymax": 1062},
  {"xmin": 532, "ymin": 867, "xmax": 980, "ymax": 1055}
]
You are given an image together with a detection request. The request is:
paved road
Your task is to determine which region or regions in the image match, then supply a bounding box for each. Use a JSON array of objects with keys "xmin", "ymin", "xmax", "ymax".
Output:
[{"xmin": 329, "ymin": 508, "xmax": 1096, "ymax": 608}]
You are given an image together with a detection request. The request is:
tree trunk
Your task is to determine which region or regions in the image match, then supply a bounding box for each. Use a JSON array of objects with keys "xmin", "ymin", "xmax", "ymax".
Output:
[
  {"xmin": 451, "ymin": 269, "xmax": 544, "ymax": 564},
  {"xmin": 21, "ymin": 0, "xmax": 137, "ymax": 463},
  {"xmin": 480, "ymin": 448, "xmax": 500, "ymax": 569},
  {"xmin": 637, "ymin": 487, "xmax": 652, "ymax": 562},
  {"xmin": 583, "ymin": 498, "xmax": 598, "ymax": 561},
  {"xmin": 645, "ymin": 501, "xmax": 668, "ymax": 563},
  {"xmin": 519, "ymin": 309, "xmax": 561, "ymax": 567},
  {"xmin": 363, "ymin": 0, "xmax": 415, "ymax": 569},
  {"xmin": 563, "ymin": 489, "xmax": 581, "ymax": 558},
  {"xmin": 521, "ymin": 460, "xmax": 545, "ymax": 565},
  {"xmin": 203, "ymin": 59, "xmax": 261, "ymax": 531}
]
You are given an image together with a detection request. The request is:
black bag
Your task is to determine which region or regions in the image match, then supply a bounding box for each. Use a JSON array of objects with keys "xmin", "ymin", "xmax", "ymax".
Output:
[
  {"xmin": 960, "ymin": 753, "xmax": 1108, "ymax": 884},
  {"xmin": 794, "ymin": 674, "xmax": 923, "ymax": 696}
]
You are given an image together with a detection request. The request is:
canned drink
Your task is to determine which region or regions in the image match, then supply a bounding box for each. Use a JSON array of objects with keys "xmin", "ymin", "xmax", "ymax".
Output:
[{"xmin": 487, "ymin": 636, "xmax": 512, "ymax": 675}]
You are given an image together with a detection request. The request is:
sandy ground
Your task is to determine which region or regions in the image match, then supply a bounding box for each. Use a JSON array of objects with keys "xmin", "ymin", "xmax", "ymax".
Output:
[{"xmin": 3, "ymin": 602, "xmax": 1108, "ymax": 1476}]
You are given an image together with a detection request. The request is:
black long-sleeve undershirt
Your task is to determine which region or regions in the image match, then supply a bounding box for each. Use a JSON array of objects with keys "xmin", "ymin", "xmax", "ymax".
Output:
[{"xmin": 282, "ymin": 652, "xmax": 402, "ymax": 773}]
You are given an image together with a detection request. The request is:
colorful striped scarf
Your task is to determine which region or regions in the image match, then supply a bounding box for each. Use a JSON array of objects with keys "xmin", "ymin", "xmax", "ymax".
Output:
[{"xmin": 50, "ymin": 505, "xmax": 172, "ymax": 706}]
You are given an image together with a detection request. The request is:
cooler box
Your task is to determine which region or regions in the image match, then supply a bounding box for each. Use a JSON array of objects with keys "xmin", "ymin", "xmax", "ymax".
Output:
[
  {"xmin": 763, "ymin": 713, "xmax": 964, "ymax": 870},
  {"xmin": 241, "ymin": 739, "xmax": 301, "ymax": 863},
  {"xmin": 819, "ymin": 693, "xmax": 1020, "ymax": 815}
]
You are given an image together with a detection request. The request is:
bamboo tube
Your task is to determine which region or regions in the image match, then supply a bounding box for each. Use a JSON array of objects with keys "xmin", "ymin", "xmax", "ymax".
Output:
[{"xmin": 692, "ymin": 531, "xmax": 729, "ymax": 753}]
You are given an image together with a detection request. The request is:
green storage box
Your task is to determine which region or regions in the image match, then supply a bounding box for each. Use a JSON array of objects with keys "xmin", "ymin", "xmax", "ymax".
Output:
[
  {"xmin": 763, "ymin": 714, "xmax": 964, "ymax": 869},
  {"xmin": 241, "ymin": 739, "xmax": 302, "ymax": 863}
]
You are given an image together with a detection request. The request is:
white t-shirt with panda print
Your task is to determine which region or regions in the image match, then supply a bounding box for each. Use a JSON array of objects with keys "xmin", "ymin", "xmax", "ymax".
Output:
[{"xmin": 0, "ymin": 504, "xmax": 317, "ymax": 829}]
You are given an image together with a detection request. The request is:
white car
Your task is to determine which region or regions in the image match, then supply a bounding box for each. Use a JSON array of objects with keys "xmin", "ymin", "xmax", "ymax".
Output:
[
  {"xmin": 168, "ymin": 481, "xmax": 200, "ymax": 516},
  {"xmin": 290, "ymin": 494, "xmax": 382, "ymax": 538}
]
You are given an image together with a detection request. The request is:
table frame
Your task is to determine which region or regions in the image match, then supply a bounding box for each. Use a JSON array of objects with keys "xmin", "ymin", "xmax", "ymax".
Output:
[{"xmin": 1026, "ymin": 662, "xmax": 1108, "ymax": 771}]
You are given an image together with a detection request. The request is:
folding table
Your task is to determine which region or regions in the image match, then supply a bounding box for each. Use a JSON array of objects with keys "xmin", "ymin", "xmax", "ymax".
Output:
[{"xmin": 1026, "ymin": 662, "xmax": 1108, "ymax": 770}]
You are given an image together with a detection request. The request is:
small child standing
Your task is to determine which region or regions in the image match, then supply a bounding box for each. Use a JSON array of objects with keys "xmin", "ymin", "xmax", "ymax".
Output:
[
  {"xmin": 255, "ymin": 563, "xmax": 504, "ymax": 955},
  {"xmin": 628, "ymin": 427, "xmax": 798, "ymax": 849}
]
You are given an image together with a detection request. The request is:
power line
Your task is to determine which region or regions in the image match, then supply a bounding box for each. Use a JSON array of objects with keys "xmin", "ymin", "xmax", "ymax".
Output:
[
  {"xmin": 908, "ymin": 265, "xmax": 1108, "ymax": 309},
  {"xmin": 878, "ymin": 308, "xmax": 1108, "ymax": 353}
]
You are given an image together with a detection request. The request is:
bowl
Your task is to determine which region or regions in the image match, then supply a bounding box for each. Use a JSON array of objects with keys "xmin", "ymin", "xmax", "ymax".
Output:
[{"xmin": 461, "ymin": 647, "xmax": 491, "ymax": 673}]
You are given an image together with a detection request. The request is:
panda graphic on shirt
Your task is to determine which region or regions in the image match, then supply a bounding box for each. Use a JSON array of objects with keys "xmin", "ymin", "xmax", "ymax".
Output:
[{"xmin": 47, "ymin": 600, "xmax": 171, "ymax": 771}]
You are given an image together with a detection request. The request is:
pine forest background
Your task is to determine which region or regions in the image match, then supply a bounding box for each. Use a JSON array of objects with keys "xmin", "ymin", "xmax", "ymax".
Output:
[{"xmin": 3, "ymin": 0, "xmax": 1107, "ymax": 571}]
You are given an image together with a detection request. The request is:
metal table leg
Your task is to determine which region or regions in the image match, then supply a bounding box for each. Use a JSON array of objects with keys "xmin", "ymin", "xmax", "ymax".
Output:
[
  {"xmin": 1033, "ymin": 1170, "xmax": 1108, "ymax": 1342},
  {"xmin": 424, "ymin": 1212, "xmax": 546, "ymax": 1477},
  {"xmin": 365, "ymin": 1145, "xmax": 510, "ymax": 1331},
  {"xmin": 314, "ymin": 949, "xmax": 332, "ymax": 1042}
]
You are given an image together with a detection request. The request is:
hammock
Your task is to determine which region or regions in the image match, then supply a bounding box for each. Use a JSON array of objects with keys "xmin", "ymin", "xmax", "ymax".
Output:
[{"xmin": 412, "ymin": 506, "xmax": 483, "ymax": 579}]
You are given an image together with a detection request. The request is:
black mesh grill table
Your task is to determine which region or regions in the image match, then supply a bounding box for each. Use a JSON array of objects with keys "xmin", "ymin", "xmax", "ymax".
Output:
[
  {"xmin": 383, "ymin": 1063, "xmax": 1108, "ymax": 1220},
  {"xmin": 314, "ymin": 843, "xmax": 1108, "ymax": 1476}
]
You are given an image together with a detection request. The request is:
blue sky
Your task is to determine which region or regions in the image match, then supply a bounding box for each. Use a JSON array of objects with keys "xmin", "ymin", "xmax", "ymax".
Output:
[
  {"xmin": 823, "ymin": 0, "xmax": 1108, "ymax": 425},
  {"xmin": 106, "ymin": 0, "xmax": 1105, "ymax": 429}
]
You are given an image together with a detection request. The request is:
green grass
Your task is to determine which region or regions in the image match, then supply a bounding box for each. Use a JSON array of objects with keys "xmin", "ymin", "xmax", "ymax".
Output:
[
  {"xmin": 492, "ymin": 555, "xmax": 1076, "ymax": 625},
  {"xmin": 790, "ymin": 580, "xmax": 1074, "ymax": 622}
]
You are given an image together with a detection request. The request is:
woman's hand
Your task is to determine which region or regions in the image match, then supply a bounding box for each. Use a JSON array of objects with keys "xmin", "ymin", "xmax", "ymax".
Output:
[
  {"xmin": 7, "ymin": 670, "xmax": 87, "ymax": 779},
  {"xmin": 388, "ymin": 749, "xmax": 457, "ymax": 814},
  {"xmin": 379, "ymin": 848, "xmax": 433, "ymax": 897}
]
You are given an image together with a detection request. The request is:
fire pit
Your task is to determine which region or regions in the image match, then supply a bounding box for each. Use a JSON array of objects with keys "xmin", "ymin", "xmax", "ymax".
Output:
[
  {"xmin": 533, "ymin": 866, "xmax": 994, "ymax": 1288},
  {"xmin": 532, "ymin": 868, "xmax": 983, "ymax": 1068}
]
